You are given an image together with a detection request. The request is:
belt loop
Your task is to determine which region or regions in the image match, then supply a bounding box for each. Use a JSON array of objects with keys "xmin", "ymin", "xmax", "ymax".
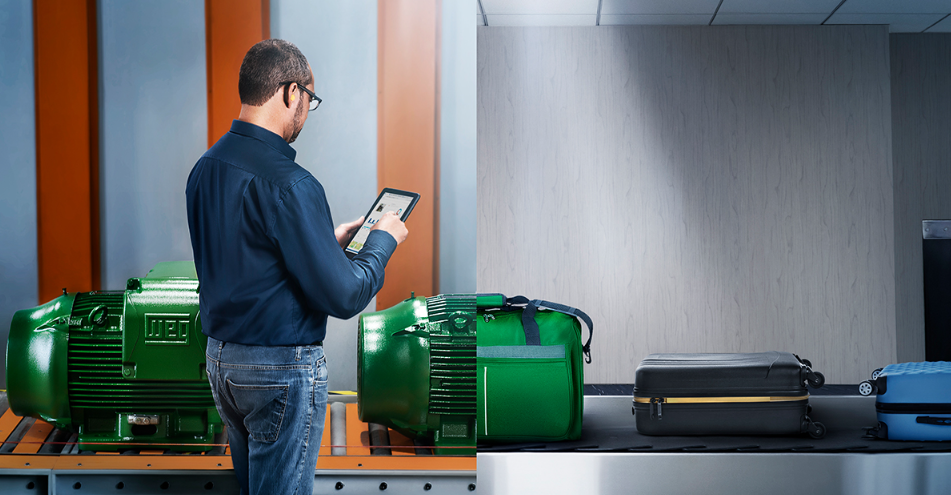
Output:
[
  {"xmin": 296, "ymin": 346, "xmax": 302, "ymax": 361},
  {"xmin": 216, "ymin": 339, "xmax": 224, "ymax": 360}
]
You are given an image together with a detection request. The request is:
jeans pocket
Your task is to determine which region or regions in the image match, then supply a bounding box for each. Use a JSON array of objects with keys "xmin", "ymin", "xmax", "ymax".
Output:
[
  {"xmin": 314, "ymin": 357, "xmax": 329, "ymax": 410},
  {"xmin": 316, "ymin": 357, "xmax": 328, "ymax": 384},
  {"xmin": 227, "ymin": 379, "xmax": 289, "ymax": 443}
]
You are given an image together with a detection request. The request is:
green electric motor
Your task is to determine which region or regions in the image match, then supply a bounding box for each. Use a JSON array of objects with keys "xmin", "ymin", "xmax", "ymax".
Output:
[
  {"xmin": 5, "ymin": 261, "xmax": 222, "ymax": 452},
  {"xmin": 358, "ymin": 294, "xmax": 478, "ymax": 455},
  {"xmin": 358, "ymin": 293, "xmax": 589, "ymax": 454}
]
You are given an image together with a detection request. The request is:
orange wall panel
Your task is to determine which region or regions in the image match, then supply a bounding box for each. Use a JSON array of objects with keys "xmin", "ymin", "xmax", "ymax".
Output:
[
  {"xmin": 377, "ymin": 0, "xmax": 440, "ymax": 308},
  {"xmin": 34, "ymin": 0, "xmax": 98, "ymax": 302},
  {"xmin": 206, "ymin": 0, "xmax": 269, "ymax": 147}
]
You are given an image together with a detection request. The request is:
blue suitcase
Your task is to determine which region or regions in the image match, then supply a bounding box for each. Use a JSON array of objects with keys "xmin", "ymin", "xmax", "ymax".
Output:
[{"xmin": 859, "ymin": 362, "xmax": 951, "ymax": 441}]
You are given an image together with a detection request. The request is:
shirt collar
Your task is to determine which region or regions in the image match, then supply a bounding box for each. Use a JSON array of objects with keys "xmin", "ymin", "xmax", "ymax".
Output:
[{"xmin": 229, "ymin": 120, "xmax": 297, "ymax": 161}]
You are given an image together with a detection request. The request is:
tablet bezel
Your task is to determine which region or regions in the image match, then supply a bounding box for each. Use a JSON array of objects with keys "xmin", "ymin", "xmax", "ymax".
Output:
[{"xmin": 344, "ymin": 187, "xmax": 420, "ymax": 259}]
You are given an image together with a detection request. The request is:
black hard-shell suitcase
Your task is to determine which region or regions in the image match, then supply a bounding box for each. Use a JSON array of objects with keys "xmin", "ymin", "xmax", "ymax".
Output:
[{"xmin": 632, "ymin": 352, "xmax": 826, "ymax": 438}]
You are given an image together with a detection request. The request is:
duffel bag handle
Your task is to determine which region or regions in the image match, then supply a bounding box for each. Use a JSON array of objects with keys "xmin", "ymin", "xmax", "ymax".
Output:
[{"xmin": 478, "ymin": 293, "xmax": 594, "ymax": 364}]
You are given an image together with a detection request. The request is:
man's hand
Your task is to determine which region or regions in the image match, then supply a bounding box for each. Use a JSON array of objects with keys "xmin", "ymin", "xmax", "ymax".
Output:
[
  {"xmin": 371, "ymin": 211, "xmax": 408, "ymax": 245},
  {"xmin": 335, "ymin": 216, "xmax": 365, "ymax": 249}
]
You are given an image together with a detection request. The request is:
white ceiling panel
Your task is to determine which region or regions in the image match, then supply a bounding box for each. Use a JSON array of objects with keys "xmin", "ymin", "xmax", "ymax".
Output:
[
  {"xmin": 826, "ymin": 13, "xmax": 946, "ymax": 32},
  {"xmin": 600, "ymin": 0, "xmax": 720, "ymax": 15},
  {"xmin": 713, "ymin": 13, "xmax": 828, "ymax": 24},
  {"xmin": 836, "ymin": 0, "xmax": 951, "ymax": 14},
  {"xmin": 480, "ymin": 0, "xmax": 598, "ymax": 15},
  {"xmin": 485, "ymin": 14, "xmax": 597, "ymax": 26},
  {"xmin": 925, "ymin": 14, "xmax": 951, "ymax": 31},
  {"xmin": 600, "ymin": 14, "xmax": 712, "ymax": 25},
  {"xmin": 719, "ymin": 0, "xmax": 841, "ymax": 14}
]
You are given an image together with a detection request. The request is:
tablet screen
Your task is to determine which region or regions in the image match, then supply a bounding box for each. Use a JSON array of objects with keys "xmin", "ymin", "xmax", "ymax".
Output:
[{"xmin": 346, "ymin": 191, "xmax": 416, "ymax": 256}]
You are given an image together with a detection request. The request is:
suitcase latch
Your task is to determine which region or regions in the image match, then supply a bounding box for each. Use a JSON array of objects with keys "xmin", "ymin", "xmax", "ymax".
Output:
[{"xmin": 650, "ymin": 397, "xmax": 665, "ymax": 420}]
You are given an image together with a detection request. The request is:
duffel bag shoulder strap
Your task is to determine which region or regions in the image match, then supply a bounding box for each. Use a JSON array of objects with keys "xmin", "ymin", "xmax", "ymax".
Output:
[{"xmin": 478, "ymin": 293, "xmax": 594, "ymax": 364}]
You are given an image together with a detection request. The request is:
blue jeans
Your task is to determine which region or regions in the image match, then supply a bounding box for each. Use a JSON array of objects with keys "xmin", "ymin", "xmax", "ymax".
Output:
[{"xmin": 205, "ymin": 336, "xmax": 328, "ymax": 495}]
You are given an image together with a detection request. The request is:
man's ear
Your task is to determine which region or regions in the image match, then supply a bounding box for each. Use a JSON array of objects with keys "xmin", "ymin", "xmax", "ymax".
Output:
[{"xmin": 286, "ymin": 82, "xmax": 299, "ymax": 108}]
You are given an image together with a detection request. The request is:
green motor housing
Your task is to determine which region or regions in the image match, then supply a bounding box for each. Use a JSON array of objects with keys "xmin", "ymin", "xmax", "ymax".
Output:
[
  {"xmin": 358, "ymin": 293, "xmax": 587, "ymax": 453},
  {"xmin": 358, "ymin": 294, "xmax": 478, "ymax": 455},
  {"xmin": 6, "ymin": 261, "xmax": 222, "ymax": 451}
]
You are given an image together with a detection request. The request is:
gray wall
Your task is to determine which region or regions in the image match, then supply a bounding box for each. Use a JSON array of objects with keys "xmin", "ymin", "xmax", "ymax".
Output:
[
  {"xmin": 891, "ymin": 34, "xmax": 951, "ymax": 364},
  {"xmin": 477, "ymin": 26, "xmax": 896, "ymax": 384},
  {"xmin": 272, "ymin": 0, "xmax": 379, "ymax": 391},
  {"xmin": 0, "ymin": 0, "xmax": 38, "ymax": 389},
  {"xmin": 440, "ymin": 0, "xmax": 478, "ymax": 294},
  {"xmin": 98, "ymin": 0, "xmax": 207, "ymax": 288}
]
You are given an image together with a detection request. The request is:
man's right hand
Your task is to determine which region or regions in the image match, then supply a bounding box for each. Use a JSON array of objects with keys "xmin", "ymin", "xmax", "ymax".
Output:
[{"xmin": 371, "ymin": 211, "xmax": 408, "ymax": 245}]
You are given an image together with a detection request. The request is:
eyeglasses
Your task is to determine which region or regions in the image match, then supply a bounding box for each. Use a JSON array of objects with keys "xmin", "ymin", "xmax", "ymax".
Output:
[{"xmin": 281, "ymin": 81, "xmax": 321, "ymax": 111}]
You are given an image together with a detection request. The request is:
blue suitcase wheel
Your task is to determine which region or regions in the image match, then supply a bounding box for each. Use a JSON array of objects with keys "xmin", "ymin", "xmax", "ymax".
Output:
[
  {"xmin": 858, "ymin": 380, "xmax": 876, "ymax": 396},
  {"xmin": 871, "ymin": 368, "xmax": 884, "ymax": 380}
]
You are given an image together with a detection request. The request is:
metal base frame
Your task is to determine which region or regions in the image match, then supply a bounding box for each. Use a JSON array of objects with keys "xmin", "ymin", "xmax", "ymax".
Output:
[
  {"xmin": 315, "ymin": 470, "xmax": 477, "ymax": 494},
  {"xmin": 0, "ymin": 469, "xmax": 478, "ymax": 495}
]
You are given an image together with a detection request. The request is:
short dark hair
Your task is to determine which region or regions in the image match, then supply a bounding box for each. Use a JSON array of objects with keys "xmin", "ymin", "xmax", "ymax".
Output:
[{"xmin": 238, "ymin": 39, "xmax": 312, "ymax": 106}]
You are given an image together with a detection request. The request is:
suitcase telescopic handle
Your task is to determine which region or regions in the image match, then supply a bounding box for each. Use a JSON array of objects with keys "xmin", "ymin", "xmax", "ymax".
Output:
[{"xmin": 478, "ymin": 293, "xmax": 594, "ymax": 363}]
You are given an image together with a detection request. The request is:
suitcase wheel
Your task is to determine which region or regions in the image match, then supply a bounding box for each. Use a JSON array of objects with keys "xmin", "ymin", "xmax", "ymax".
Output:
[
  {"xmin": 807, "ymin": 421, "xmax": 827, "ymax": 439},
  {"xmin": 871, "ymin": 367, "xmax": 884, "ymax": 380},
  {"xmin": 793, "ymin": 354, "xmax": 813, "ymax": 368},
  {"xmin": 806, "ymin": 370, "xmax": 825, "ymax": 388},
  {"xmin": 858, "ymin": 380, "xmax": 877, "ymax": 396},
  {"xmin": 802, "ymin": 416, "xmax": 827, "ymax": 439}
]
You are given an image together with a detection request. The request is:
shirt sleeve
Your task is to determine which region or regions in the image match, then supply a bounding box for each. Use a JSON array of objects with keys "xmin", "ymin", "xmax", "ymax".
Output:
[{"xmin": 270, "ymin": 177, "xmax": 398, "ymax": 319}]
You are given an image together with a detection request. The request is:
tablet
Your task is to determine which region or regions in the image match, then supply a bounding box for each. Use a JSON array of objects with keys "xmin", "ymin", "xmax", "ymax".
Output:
[{"xmin": 345, "ymin": 188, "xmax": 420, "ymax": 259}]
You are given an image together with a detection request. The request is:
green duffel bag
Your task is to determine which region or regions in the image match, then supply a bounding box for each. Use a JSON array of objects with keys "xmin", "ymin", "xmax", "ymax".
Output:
[{"xmin": 476, "ymin": 294, "xmax": 593, "ymax": 442}]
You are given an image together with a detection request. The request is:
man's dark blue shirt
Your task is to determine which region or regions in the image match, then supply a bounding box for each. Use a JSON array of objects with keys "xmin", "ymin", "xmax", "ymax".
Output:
[{"xmin": 186, "ymin": 120, "xmax": 397, "ymax": 346}]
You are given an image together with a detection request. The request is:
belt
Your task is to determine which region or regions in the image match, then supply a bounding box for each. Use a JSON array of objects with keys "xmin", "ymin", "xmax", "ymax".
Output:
[
  {"xmin": 287, "ymin": 340, "xmax": 322, "ymax": 347},
  {"xmin": 218, "ymin": 339, "xmax": 323, "ymax": 347}
]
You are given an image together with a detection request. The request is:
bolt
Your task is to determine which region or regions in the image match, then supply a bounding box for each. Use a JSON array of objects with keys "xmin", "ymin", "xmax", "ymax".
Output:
[
  {"xmin": 379, "ymin": 482, "xmax": 387, "ymax": 490},
  {"xmin": 424, "ymin": 483, "xmax": 432, "ymax": 490},
  {"xmin": 335, "ymin": 482, "xmax": 344, "ymax": 490},
  {"xmin": 469, "ymin": 483, "xmax": 476, "ymax": 491}
]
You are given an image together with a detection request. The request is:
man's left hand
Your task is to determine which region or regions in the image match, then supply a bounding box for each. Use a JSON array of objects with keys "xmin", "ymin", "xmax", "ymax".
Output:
[{"xmin": 335, "ymin": 216, "xmax": 365, "ymax": 249}]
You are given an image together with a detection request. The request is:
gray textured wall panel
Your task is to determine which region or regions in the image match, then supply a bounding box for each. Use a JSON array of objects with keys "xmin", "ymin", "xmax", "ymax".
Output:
[
  {"xmin": 99, "ymin": 0, "xmax": 207, "ymax": 288},
  {"xmin": 477, "ymin": 26, "xmax": 896, "ymax": 384},
  {"xmin": 272, "ymin": 0, "xmax": 378, "ymax": 392},
  {"xmin": 891, "ymin": 34, "xmax": 951, "ymax": 363},
  {"xmin": 0, "ymin": 0, "xmax": 38, "ymax": 389}
]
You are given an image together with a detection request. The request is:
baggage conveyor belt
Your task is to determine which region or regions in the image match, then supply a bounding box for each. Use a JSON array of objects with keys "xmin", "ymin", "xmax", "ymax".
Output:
[
  {"xmin": 477, "ymin": 389, "xmax": 951, "ymax": 495},
  {"xmin": 0, "ymin": 393, "xmax": 475, "ymax": 495}
]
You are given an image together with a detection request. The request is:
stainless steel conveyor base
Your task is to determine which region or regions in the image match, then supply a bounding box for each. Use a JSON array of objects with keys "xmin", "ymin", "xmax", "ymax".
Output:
[{"xmin": 477, "ymin": 395, "xmax": 951, "ymax": 495}]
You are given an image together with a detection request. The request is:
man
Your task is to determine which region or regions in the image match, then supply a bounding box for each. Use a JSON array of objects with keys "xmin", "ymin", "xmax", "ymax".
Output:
[{"xmin": 185, "ymin": 39, "xmax": 407, "ymax": 495}]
